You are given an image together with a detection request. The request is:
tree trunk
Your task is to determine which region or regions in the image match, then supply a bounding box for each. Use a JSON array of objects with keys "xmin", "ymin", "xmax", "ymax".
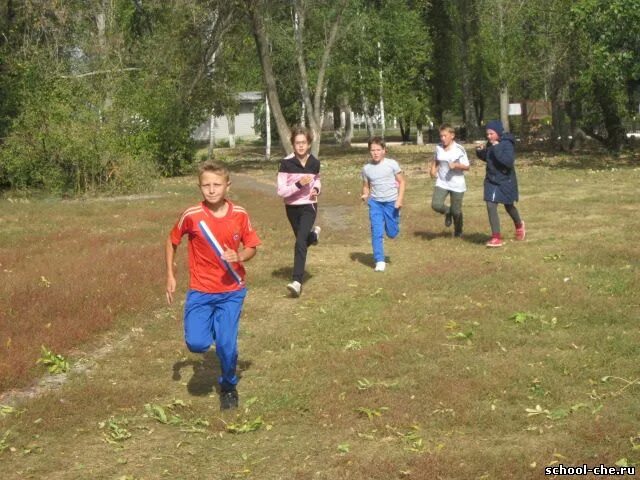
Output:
[
  {"xmin": 227, "ymin": 114, "xmax": 236, "ymax": 148},
  {"xmin": 293, "ymin": 0, "xmax": 348, "ymax": 157},
  {"xmin": 332, "ymin": 105, "xmax": 343, "ymax": 143},
  {"xmin": 551, "ymin": 97, "xmax": 568, "ymax": 150},
  {"xmin": 246, "ymin": 1, "xmax": 292, "ymax": 154},
  {"xmin": 500, "ymin": 85, "xmax": 510, "ymax": 132},
  {"xmin": 457, "ymin": 1, "xmax": 480, "ymax": 140},
  {"xmin": 377, "ymin": 41, "xmax": 386, "ymax": 139},
  {"xmin": 265, "ymin": 94, "xmax": 271, "ymax": 160},
  {"xmin": 208, "ymin": 113, "xmax": 215, "ymax": 158},
  {"xmin": 416, "ymin": 121, "xmax": 424, "ymax": 145},
  {"xmin": 399, "ymin": 117, "xmax": 411, "ymax": 143},
  {"xmin": 593, "ymin": 79, "xmax": 626, "ymax": 152},
  {"xmin": 342, "ymin": 102, "xmax": 353, "ymax": 147}
]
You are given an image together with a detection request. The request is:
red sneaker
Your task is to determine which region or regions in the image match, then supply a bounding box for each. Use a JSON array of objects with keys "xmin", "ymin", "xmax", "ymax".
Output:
[
  {"xmin": 515, "ymin": 221, "xmax": 526, "ymax": 241},
  {"xmin": 486, "ymin": 235, "xmax": 503, "ymax": 248}
]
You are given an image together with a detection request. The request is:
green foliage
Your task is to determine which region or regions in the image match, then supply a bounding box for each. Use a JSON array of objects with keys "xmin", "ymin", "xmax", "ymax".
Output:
[
  {"xmin": 226, "ymin": 416, "xmax": 264, "ymax": 434},
  {"xmin": 99, "ymin": 417, "xmax": 132, "ymax": 444},
  {"xmin": 37, "ymin": 346, "xmax": 70, "ymax": 374}
]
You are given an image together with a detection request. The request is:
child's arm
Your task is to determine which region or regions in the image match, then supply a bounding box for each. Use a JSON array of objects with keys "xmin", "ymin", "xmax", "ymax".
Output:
[
  {"xmin": 221, "ymin": 246, "xmax": 257, "ymax": 263},
  {"xmin": 310, "ymin": 174, "xmax": 321, "ymax": 201},
  {"xmin": 165, "ymin": 236, "xmax": 178, "ymax": 305},
  {"xmin": 429, "ymin": 158, "xmax": 437, "ymax": 178},
  {"xmin": 475, "ymin": 144, "xmax": 487, "ymax": 161},
  {"xmin": 395, "ymin": 172, "xmax": 406, "ymax": 209},
  {"xmin": 277, "ymin": 172, "xmax": 313, "ymax": 198},
  {"xmin": 451, "ymin": 154, "xmax": 470, "ymax": 171},
  {"xmin": 360, "ymin": 178, "xmax": 370, "ymax": 202},
  {"xmin": 492, "ymin": 140, "xmax": 515, "ymax": 168}
]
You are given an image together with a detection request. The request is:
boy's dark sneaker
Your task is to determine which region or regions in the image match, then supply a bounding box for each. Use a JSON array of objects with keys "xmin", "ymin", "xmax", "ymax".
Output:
[
  {"xmin": 444, "ymin": 211, "xmax": 453, "ymax": 227},
  {"xmin": 220, "ymin": 389, "xmax": 239, "ymax": 410}
]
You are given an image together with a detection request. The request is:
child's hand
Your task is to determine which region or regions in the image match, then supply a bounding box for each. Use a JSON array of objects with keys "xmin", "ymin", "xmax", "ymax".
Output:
[
  {"xmin": 299, "ymin": 175, "xmax": 313, "ymax": 186},
  {"xmin": 309, "ymin": 188, "xmax": 319, "ymax": 201},
  {"xmin": 360, "ymin": 193, "xmax": 368, "ymax": 202},
  {"xmin": 166, "ymin": 277, "xmax": 176, "ymax": 305},
  {"xmin": 395, "ymin": 199, "xmax": 403, "ymax": 209},
  {"xmin": 222, "ymin": 247, "xmax": 240, "ymax": 263}
]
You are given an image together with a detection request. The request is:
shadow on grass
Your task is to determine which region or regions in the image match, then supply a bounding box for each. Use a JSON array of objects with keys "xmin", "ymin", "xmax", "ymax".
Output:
[
  {"xmin": 413, "ymin": 230, "xmax": 451, "ymax": 241},
  {"xmin": 172, "ymin": 351, "xmax": 252, "ymax": 396},
  {"xmin": 350, "ymin": 251, "xmax": 378, "ymax": 268},
  {"xmin": 271, "ymin": 266, "xmax": 313, "ymax": 282},
  {"xmin": 461, "ymin": 232, "xmax": 490, "ymax": 245}
]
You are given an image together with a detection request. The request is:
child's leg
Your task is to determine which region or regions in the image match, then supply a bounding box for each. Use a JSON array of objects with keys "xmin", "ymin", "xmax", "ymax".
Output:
[
  {"xmin": 382, "ymin": 201, "xmax": 400, "ymax": 239},
  {"xmin": 286, "ymin": 205, "xmax": 317, "ymax": 283},
  {"xmin": 504, "ymin": 204, "xmax": 522, "ymax": 225},
  {"xmin": 211, "ymin": 288, "xmax": 247, "ymax": 392},
  {"xmin": 368, "ymin": 199, "xmax": 386, "ymax": 262},
  {"xmin": 450, "ymin": 192, "xmax": 464, "ymax": 235},
  {"xmin": 486, "ymin": 201, "xmax": 501, "ymax": 235},
  {"xmin": 431, "ymin": 186, "xmax": 449, "ymax": 215},
  {"xmin": 183, "ymin": 290, "xmax": 215, "ymax": 353}
]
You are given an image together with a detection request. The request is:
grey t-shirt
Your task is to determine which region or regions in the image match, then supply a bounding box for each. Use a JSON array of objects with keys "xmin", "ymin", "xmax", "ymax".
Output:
[{"xmin": 362, "ymin": 158, "xmax": 402, "ymax": 202}]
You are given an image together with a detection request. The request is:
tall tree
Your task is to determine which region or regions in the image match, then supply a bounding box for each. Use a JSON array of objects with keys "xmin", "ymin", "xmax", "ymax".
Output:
[
  {"xmin": 245, "ymin": 0, "xmax": 349, "ymax": 156},
  {"xmin": 571, "ymin": 0, "xmax": 640, "ymax": 151}
]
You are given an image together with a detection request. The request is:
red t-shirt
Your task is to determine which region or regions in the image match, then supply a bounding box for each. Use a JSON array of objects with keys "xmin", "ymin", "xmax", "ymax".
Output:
[{"xmin": 170, "ymin": 200, "xmax": 261, "ymax": 293}]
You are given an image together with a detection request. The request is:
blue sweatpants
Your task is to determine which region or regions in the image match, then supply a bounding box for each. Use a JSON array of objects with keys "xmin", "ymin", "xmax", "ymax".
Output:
[
  {"xmin": 368, "ymin": 199, "xmax": 400, "ymax": 263},
  {"xmin": 183, "ymin": 288, "xmax": 247, "ymax": 392}
]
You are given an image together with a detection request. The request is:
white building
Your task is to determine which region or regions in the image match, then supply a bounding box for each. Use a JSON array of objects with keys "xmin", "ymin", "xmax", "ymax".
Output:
[{"xmin": 192, "ymin": 91, "xmax": 263, "ymax": 145}]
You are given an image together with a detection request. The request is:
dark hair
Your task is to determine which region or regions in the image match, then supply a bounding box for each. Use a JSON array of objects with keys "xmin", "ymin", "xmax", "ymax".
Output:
[
  {"xmin": 368, "ymin": 136, "xmax": 386, "ymax": 149},
  {"xmin": 198, "ymin": 161, "xmax": 229, "ymax": 182},
  {"xmin": 290, "ymin": 126, "xmax": 313, "ymax": 145}
]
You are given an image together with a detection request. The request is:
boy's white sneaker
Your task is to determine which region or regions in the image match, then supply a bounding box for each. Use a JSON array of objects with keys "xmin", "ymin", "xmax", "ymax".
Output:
[
  {"xmin": 286, "ymin": 281, "xmax": 302, "ymax": 297},
  {"xmin": 374, "ymin": 261, "xmax": 386, "ymax": 272},
  {"xmin": 312, "ymin": 225, "xmax": 321, "ymax": 245}
]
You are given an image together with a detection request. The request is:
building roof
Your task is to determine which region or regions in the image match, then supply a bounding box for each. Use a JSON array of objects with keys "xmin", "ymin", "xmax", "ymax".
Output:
[{"xmin": 237, "ymin": 91, "xmax": 263, "ymax": 102}]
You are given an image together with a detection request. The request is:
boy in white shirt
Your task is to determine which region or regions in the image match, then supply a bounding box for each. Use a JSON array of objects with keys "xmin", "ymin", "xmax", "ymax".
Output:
[{"xmin": 429, "ymin": 124, "xmax": 470, "ymax": 237}]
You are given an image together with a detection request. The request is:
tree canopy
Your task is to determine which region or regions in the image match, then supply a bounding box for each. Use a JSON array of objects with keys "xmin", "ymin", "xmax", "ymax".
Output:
[{"xmin": 0, "ymin": 0, "xmax": 638, "ymax": 194}]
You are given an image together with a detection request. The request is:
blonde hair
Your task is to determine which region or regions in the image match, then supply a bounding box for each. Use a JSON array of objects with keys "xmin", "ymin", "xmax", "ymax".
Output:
[
  {"xmin": 198, "ymin": 161, "xmax": 230, "ymax": 183},
  {"xmin": 439, "ymin": 124, "xmax": 456, "ymax": 135}
]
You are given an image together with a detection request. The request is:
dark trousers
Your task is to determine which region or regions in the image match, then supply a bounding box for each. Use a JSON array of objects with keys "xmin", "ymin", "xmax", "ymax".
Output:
[
  {"xmin": 486, "ymin": 201, "xmax": 521, "ymax": 235},
  {"xmin": 285, "ymin": 204, "xmax": 318, "ymax": 283}
]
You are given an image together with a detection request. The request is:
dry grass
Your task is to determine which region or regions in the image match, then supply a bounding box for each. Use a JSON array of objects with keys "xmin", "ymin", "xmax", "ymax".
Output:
[{"xmin": 0, "ymin": 145, "xmax": 639, "ymax": 479}]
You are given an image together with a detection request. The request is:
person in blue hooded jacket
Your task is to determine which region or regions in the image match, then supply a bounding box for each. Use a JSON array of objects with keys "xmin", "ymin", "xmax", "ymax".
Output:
[{"xmin": 475, "ymin": 120, "xmax": 526, "ymax": 247}]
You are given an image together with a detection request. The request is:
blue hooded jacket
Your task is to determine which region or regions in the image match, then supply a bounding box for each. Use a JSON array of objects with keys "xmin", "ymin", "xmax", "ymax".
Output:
[{"xmin": 476, "ymin": 132, "xmax": 518, "ymax": 204}]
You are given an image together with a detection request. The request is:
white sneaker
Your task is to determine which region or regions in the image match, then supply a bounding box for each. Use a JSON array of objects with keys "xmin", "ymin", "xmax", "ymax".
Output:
[
  {"xmin": 286, "ymin": 281, "xmax": 302, "ymax": 297},
  {"xmin": 312, "ymin": 225, "xmax": 321, "ymax": 244},
  {"xmin": 374, "ymin": 261, "xmax": 386, "ymax": 272}
]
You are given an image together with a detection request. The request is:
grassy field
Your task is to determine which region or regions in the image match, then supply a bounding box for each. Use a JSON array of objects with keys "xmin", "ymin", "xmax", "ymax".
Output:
[{"xmin": 0, "ymin": 144, "xmax": 639, "ymax": 479}]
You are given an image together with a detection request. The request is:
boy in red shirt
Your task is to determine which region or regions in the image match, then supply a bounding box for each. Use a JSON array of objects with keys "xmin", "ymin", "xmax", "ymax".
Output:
[{"xmin": 165, "ymin": 162, "xmax": 261, "ymax": 410}]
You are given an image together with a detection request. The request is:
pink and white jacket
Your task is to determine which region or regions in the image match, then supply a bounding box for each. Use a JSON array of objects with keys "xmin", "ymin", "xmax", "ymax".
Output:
[{"xmin": 276, "ymin": 154, "xmax": 321, "ymax": 205}]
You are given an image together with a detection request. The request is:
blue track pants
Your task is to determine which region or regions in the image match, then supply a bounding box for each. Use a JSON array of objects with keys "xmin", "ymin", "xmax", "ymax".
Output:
[
  {"xmin": 368, "ymin": 199, "xmax": 400, "ymax": 263},
  {"xmin": 183, "ymin": 288, "xmax": 247, "ymax": 392}
]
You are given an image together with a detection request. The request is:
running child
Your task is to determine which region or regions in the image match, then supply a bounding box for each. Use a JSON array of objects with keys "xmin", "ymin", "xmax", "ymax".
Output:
[
  {"xmin": 430, "ymin": 124, "xmax": 470, "ymax": 237},
  {"xmin": 165, "ymin": 161, "xmax": 261, "ymax": 410},
  {"xmin": 475, "ymin": 120, "xmax": 526, "ymax": 247},
  {"xmin": 276, "ymin": 126, "xmax": 321, "ymax": 297},
  {"xmin": 361, "ymin": 137, "xmax": 406, "ymax": 272}
]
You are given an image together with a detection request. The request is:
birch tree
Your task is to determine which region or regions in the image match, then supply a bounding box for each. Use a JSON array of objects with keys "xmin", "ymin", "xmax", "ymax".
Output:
[{"xmin": 245, "ymin": 0, "xmax": 349, "ymax": 156}]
